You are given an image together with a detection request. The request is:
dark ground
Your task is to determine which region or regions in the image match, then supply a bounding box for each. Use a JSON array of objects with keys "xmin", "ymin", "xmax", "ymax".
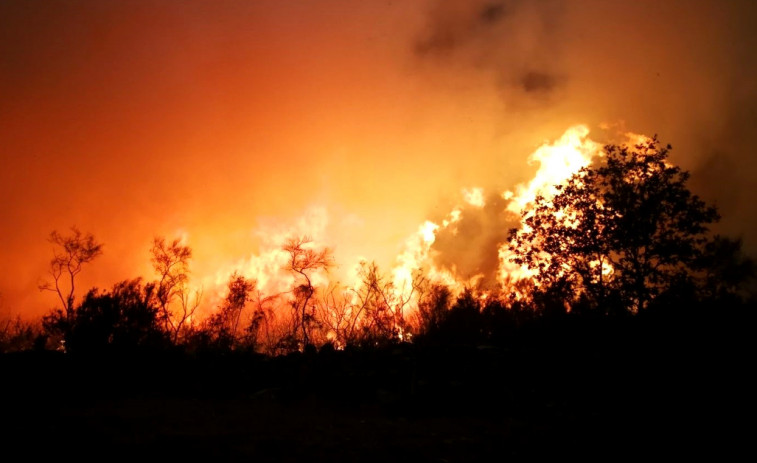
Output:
[{"xmin": 1, "ymin": 316, "xmax": 753, "ymax": 461}]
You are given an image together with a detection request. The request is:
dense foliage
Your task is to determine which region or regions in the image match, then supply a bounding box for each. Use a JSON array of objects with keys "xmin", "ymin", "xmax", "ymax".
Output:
[{"xmin": 508, "ymin": 138, "xmax": 749, "ymax": 313}]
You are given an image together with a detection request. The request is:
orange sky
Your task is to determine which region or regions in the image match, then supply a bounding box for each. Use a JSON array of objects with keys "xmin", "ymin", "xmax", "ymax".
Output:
[{"xmin": 2, "ymin": 0, "xmax": 757, "ymax": 318}]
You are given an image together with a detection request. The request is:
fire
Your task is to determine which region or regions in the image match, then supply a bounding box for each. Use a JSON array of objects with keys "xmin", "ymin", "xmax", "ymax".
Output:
[
  {"xmin": 498, "ymin": 125, "xmax": 604, "ymax": 286},
  {"xmin": 504, "ymin": 125, "xmax": 602, "ymax": 215},
  {"xmin": 497, "ymin": 125, "xmax": 653, "ymax": 299},
  {"xmin": 390, "ymin": 206, "xmax": 465, "ymax": 301},
  {"xmin": 379, "ymin": 125, "xmax": 611, "ymax": 308},
  {"xmin": 162, "ymin": 124, "xmax": 648, "ymax": 348},
  {"xmin": 391, "ymin": 220, "xmax": 440, "ymax": 294}
]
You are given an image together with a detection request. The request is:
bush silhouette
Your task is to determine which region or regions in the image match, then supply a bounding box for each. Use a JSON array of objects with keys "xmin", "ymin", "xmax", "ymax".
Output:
[{"xmin": 44, "ymin": 279, "xmax": 168, "ymax": 354}]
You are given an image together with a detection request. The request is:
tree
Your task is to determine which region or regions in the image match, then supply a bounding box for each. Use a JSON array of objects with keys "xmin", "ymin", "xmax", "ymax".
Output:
[
  {"xmin": 43, "ymin": 279, "xmax": 167, "ymax": 354},
  {"xmin": 202, "ymin": 272, "xmax": 255, "ymax": 350},
  {"xmin": 314, "ymin": 283, "xmax": 354, "ymax": 348},
  {"xmin": 283, "ymin": 236, "xmax": 333, "ymax": 350},
  {"xmin": 150, "ymin": 236, "xmax": 200, "ymax": 343},
  {"xmin": 347, "ymin": 261, "xmax": 414, "ymax": 346},
  {"xmin": 39, "ymin": 227, "xmax": 103, "ymax": 322},
  {"xmin": 508, "ymin": 137, "xmax": 721, "ymax": 313}
]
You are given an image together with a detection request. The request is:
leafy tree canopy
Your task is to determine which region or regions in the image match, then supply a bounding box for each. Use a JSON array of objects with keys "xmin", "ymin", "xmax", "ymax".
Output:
[{"xmin": 508, "ymin": 137, "xmax": 727, "ymax": 313}]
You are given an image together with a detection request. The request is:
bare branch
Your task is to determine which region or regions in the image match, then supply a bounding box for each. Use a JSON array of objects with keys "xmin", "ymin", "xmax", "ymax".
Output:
[{"xmin": 38, "ymin": 227, "xmax": 102, "ymax": 320}]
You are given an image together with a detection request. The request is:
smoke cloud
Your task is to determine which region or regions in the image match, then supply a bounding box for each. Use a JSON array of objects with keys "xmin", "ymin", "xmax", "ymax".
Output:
[
  {"xmin": 414, "ymin": 0, "xmax": 566, "ymax": 106},
  {"xmin": 411, "ymin": 0, "xmax": 757, "ymax": 271}
]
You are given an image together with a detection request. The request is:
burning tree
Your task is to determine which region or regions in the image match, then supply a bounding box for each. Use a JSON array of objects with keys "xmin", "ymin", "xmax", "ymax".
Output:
[
  {"xmin": 508, "ymin": 137, "xmax": 721, "ymax": 313},
  {"xmin": 348, "ymin": 261, "xmax": 414, "ymax": 346}
]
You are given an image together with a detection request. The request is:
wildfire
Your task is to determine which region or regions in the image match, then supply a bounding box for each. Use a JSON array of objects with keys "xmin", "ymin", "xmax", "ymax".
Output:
[
  {"xmin": 498, "ymin": 124, "xmax": 604, "ymax": 284},
  {"xmin": 504, "ymin": 125, "xmax": 602, "ymax": 215},
  {"xmin": 164, "ymin": 124, "xmax": 646, "ymax": 348}
]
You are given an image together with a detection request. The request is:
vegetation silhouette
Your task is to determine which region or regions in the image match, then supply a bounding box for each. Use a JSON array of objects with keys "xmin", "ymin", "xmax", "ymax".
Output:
[
  {"xmin": 38, "ymin": 227, "xmax": 103, "ymax": 323},
  {"xmin": 283, "ymin": 236, "xmax": 334, "ymax": 351},
  {"xmin": 1, "ymin": 136, "xmax": 755, "ymax": 461},
  {"xmin": 346, "ymin": 261, "xmax": 415, "ymax": 348},
  {"xmin": 507, "ymin": 137, "xmax": 751, "ymax": 313},
  {"xmin": 197, "ymin": 271, "xmax": 256, "ymax": 352},
  {"xmin": 150, "ymin": 236, "xmax": 201, "ymax": 344},
  {"xmin": 43, "ymin": 278, "xmax": 169, "ymax": 355}
]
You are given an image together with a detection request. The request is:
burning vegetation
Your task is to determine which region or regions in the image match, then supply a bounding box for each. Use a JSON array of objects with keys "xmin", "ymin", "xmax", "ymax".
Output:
[
  {"xmin": 3, "ymin": 123, "xmax": 755, "ymax": 462},
  {"xmin": 6, "ymin": 125, "xmax": 752, "ymax": 356}
]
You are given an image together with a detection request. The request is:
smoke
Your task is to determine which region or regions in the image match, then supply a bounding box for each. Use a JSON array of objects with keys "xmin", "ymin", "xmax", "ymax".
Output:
[
  {"xmin": 430, "ymin": 191, "xmax": 518, "ymax": 289},
  {"xmin": 414, "ymin": 0, "xmax": 566, "ymax": 106},
  {"xmin": 413, "ymin": 0, "xmax": 757, "ymax": 257}
]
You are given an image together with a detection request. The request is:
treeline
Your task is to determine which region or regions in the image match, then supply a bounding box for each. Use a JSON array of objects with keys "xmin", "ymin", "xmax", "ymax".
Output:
[
  {"xmin": 2, "ymin": 258, "xmax": 754, "ymax": 356},
  {"xmin": 3, "ymin": 137, "xmax": 756, "ymax": 356}
]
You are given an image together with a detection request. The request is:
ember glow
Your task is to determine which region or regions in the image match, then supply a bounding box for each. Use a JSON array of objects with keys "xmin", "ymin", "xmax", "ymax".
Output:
[{"xmin": 2, "ymin": 1, "xmax": 757, "ymax": 323}]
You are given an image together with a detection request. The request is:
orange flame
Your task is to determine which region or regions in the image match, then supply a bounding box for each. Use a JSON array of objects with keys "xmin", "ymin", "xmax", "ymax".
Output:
[
  {"xmin": 498, "ymin": 125, "xmax": 604, "ymax": 286},
  {"xmin": 178, "ymin": 124, "xmax": 652, "ymax": 338}
]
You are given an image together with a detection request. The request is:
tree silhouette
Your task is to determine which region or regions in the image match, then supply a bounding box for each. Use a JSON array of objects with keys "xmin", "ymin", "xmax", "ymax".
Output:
[
  {"xmin": 202, "ymin": 271, "xmax": 255, "ymax": 350},
  {"xmin": 348, "ymin": 261, "xmax": 409, "ymax": 346},
  {"xmin": 39, "ymin": 227, "xmax": 103, "ymax": 323},
  {"xmin": 283, "ymin": 236, "xmax": 333, "ymax": 350},
  {"xmin": 508, "ymin": 137, "xmax": 720, "ymax": 313},
  {"xmin": 315, "ymin": 283, "xmax": 354, "ymax": 348},
  {"xmin": 44, "ymin": 279, "xmax": 167, "ymax": 354},
  {"xmin": 150, "ymin": 236, "xmax": 201, "ymax": 343}
]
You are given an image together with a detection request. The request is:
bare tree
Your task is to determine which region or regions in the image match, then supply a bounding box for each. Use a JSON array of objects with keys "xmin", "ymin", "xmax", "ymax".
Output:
[
  {"xmin": 150, "ymin": 236, "xmax": 200, "ymax": 343},
  {"xmin": 283, "ymin": 236, "xmax": 333, "ymax": 349},
  {"xmin": 313, "ymin": 262, "xmax": 419, "ymax": 348},
  {"xmin": 39, "ymin": 227, "xmax": 103, "ymax": 322},
  {"xmin": 347, "ymin": 261, "xmax": 397, "ymax": 344},
  {"xmin": 316, "ymin": 283, "xmax": 355, "ymax": 348}
]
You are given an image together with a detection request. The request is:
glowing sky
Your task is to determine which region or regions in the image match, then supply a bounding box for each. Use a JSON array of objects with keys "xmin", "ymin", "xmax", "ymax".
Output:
[{"xmin": 2, "ymin": 0, "xmax": 756, "ymax": 318}]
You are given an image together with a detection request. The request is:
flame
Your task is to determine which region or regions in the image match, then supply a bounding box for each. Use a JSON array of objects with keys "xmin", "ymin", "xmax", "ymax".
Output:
[
  {"xmin": 496, "ymin": 125, "xmax": 655, "ymax": 299},
  {"xmin": 391, "ymin": 220, "xmax": 439, "ymax": 293},
  {"xmin": 390, "ymin": 208, "xmax": 465, "ymax": 301},
  {"xmin": 188, "ymin": 206, "xmax": 334, "ymax": 318},
  {"xmin": 498, "ymin": 125, "xmax": 604, "ymax": 287},
  {"xmin": 504, "ymin": 125, "xmax": 602, "ymax": 215},
  {"xmin": 167, "ymin": 123, "xmax": 651, "ymax": 345}
]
